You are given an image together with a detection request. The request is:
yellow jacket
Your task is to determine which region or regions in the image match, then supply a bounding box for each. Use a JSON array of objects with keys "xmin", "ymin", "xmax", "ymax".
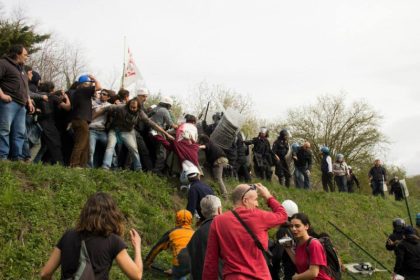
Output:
[{"xmin": 145, "ymin": 210, "xmax": 194, "ymax": 266}]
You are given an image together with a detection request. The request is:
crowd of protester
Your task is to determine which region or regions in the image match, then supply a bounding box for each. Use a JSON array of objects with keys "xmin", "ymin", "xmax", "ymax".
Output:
[
  {"xmin": 2, "ymin": 45, "xmax": 419, "ymax": 280},
  {"xmin": 1, "ymin": 44, "xmax": 408, "ymax": 199}
]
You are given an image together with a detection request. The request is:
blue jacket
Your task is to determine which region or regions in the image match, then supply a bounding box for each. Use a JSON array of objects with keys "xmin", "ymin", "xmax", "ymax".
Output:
[{"xmin": 187, "ymin": 180, "xmax": 214, "ymax": 220}]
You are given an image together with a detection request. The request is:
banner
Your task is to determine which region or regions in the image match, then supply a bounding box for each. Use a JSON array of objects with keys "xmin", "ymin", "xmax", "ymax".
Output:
[{"xmin": 122, "ymin": 47, "xmax": 145, "ymax": 88}]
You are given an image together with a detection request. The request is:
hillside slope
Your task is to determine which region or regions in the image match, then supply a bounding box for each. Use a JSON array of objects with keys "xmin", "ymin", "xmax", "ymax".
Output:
[{"xmin": 0, "ymin": 161, "xmax": 419, "ymax": 279}]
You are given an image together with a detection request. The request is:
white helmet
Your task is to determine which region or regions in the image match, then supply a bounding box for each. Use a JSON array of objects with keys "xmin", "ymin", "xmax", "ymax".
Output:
[
  {"xmin": 161, "ymin": 96, "xmax": 174, "ymax": 106},
  {"xmin": 137, "ymin": 88, "xmax": 149, "ymax": 96},
  {"xmin": 182, "ymin": 161, "xmax": 199, "ymax": 178},
  {"xmin": 282, "ymin": 200, "xmax": 298, "ymax": 218}
]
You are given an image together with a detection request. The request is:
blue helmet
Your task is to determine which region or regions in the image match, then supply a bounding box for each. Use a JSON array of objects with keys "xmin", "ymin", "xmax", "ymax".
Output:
[
  {"xmin": 320, "ymin": 146, "xmax": 330, "ymax": 155},
  {"xmin": 291, "ymin": 142, "xmax": 300, "ymax": 153},
  {"xmin": 78, "ymin": 75, "xmax": 92, "ymax": 83}
]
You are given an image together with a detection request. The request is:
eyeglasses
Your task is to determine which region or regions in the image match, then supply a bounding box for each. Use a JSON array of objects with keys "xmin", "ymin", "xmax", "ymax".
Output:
[
  {"xmin": 101, "ymin": 92, "xmax": 108, "ymax": 96},
  {"xmin": 241, "ymin": 184, "xmax": 257, "ymax": 200}
]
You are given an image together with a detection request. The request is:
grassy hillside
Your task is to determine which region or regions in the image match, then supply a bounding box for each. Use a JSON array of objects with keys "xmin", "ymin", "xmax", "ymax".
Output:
[{"xmin": 0, "ymin": 161, "xmax": 419, "ymax": 279}]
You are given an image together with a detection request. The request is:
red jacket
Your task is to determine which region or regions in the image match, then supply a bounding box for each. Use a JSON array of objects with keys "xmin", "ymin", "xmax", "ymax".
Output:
[
  {"xmin": 203, "ymin": 197, "xmax": 288, "ymax": 280},
  {"xmin": 154, "ymin": 134, "xmax": 200, "ymax": 167}
]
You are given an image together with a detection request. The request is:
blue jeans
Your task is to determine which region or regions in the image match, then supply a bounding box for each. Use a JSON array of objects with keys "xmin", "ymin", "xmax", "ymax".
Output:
[
  {"xmin": 0, "ymin": 101, "xmax": 27, "ymax": 160},
  {"xmin": 102, "ymin": 129, "xmax": 141, "ymax": 171},
  {"xmin": 295, "ymin": 168, "xmax": 310, "ymax": 189},
  {"xmin": 335, "ymin": 175, "xmax": 348, "ymax": 192},
  {"xmin": 89, "ymin": 130, "xmax": 108, "ymax": 168}
]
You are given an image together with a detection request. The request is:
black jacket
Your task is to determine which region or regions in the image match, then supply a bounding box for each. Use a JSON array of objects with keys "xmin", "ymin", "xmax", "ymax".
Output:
[
  {"xmin": 294, "ymin": 147, "xmax": 312, "ymax": 171},
  {"xmin": 272, "ymin": 139, "xmax": 289, "ymax": 159},
  {"xmin": 394, "ymin": 236, "xmax": 420, "ymax": 277},
  {"xmin": 386, "ymin": 231, "xmax": 404, "ymax": 251},
  {"xmin": 187, "ymin": 218, "xmax": 222, "ymax": 280},
  {"xmin": 0, "ymin": 57, "xmax": 29, "ymax": 105},
  {"xmin": 368, "ymin": 166, "xmax": 387, "ymax": 181},
  {"xmin": 389, "ymin": 179, "xmax": 404, "ymax": 201},
  {"xmin": 245, "ymin": 136, "xmax": 274, "ymax": 166},
  {"xmin": 236, "ymin": 133, "xmax": 249, "ymax": 165},
  {"xmin": 186, "ymin": 180, "xmax": 214, "ymax": 220},
  {"xmin": 204, "ymin": 141, "xmax": 226, "ymax": 165}
]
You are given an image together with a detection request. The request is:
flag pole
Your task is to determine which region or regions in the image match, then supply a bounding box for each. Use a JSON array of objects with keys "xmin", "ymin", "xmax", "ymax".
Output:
[{"xmin": 121, "ymin": 36, "xmax": 127, "ymax": 89}]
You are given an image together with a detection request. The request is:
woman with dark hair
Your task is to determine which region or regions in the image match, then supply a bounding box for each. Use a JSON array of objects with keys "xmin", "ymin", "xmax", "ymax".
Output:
[
  {"xmin": 285, "ymin": 213, "xmax": 332, "ymax": 280},
  {"xmin": 40, "ymin": 192, "xmax": 143, "ymax": 280}
]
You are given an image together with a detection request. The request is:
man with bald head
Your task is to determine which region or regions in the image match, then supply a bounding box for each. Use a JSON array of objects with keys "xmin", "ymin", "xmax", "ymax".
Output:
[{"xmin": 203, "ymin": 183, "xmax": 288, "ymax": 280}]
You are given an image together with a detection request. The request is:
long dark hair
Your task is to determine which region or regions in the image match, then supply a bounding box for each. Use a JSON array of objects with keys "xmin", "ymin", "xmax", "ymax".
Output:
[
  {"xmin": 290, "ymin": 212, "xmax": 319, "ymax": 237},
  {"xmin": 76, "ymin": 192, "xmax": 125, "ymax": 236}
]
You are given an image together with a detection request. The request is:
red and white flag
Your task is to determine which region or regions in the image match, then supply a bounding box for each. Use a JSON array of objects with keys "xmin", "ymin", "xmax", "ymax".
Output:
[{"xmin": 122, "ymin": 47, "xmax": 145, "ymax": 88}]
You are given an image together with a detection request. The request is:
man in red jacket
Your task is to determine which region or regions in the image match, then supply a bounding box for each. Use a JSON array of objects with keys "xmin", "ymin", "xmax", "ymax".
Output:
[{"xmin": 203, "ymin": 183, "xmax": 288, "ymax": 280}]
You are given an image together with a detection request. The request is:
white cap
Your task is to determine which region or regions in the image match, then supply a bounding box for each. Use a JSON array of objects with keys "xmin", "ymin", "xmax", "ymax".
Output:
[
  {"xmin": 161, "ymin": 96, "xmax": 174, "ymax": 106},
  {"xmin": 282, "ymin": 200, "xmax": 298, "ymax": 218},
  {"xmin": 260, "ymin": 127, "xmax": 268, "ymax": 134},
  {"xmin": 137, "ymin": 88, "xmax": 149, "ymax": 96}
]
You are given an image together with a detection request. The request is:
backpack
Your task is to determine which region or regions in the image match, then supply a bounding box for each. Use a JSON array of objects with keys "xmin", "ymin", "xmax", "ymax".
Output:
[
  {"xmin": 65, "ymin": 239, "xmax": 95, "ymax": 280},
  {"xmin": 306, "ymin": 237, "xmax": 341, "ymax": 280}
]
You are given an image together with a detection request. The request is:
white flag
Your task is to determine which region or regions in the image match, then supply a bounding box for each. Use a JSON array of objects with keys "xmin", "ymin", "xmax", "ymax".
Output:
[{"xmin": 123, "ymin": 47, "xmax": 144, "ymax": 88}]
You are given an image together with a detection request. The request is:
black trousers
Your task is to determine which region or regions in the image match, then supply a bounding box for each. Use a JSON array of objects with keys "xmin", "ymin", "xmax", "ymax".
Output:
[
  {"xmin": 322, "ymin": 172, "xmax": 335, "ymax": 192},
  {"xmin": 39, "ymin": 118, "xmax": 63, "ymax": 165}
]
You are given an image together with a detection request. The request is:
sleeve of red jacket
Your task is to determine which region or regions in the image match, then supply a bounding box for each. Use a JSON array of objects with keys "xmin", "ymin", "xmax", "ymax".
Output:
[
  {"xmin": 153, "ymin": 135, "xmax": 173, "ymax": 151},
  {"xmin": 202, "ymin": 220, "xmax": 220, "ymax": 280},
  {"xmin": 260, "ymin": 197, "xmax": 288, "ymax": 229}
]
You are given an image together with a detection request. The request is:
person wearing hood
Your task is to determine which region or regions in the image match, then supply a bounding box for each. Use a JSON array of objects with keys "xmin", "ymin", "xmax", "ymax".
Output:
[
  {"xmin": 245, "ymin": 127, "xmax": 275, "ymax": 181},
  {"xmin": 393, "ymin": 226, "xmax": 420, "ymax": 280},
  {"xmin": 145, "ymin": 210, "xmax": 195, "ymax": 280}
]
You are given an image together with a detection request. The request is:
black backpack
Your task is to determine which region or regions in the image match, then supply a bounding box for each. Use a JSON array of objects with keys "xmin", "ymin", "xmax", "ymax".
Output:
[
  {"xmin": 305, "ymin": 237, "xmax": 341, "ymax": 280},
  {"xmin": 65, "ymin": 239, "xmax": 95, "ymax": 280}
]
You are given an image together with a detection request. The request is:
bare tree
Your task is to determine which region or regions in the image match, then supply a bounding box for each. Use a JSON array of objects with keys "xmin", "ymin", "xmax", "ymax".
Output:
[
  {"xmin": 188, "ymin": 81, "xmax": 253, "ymax": 117},
  {"xmin": 286, "ymin": 94, "xmax": 387, "ymax": 166},
  {"xmin": 29, "ymin": 36, "xmax": 87, "ymax": 89}
]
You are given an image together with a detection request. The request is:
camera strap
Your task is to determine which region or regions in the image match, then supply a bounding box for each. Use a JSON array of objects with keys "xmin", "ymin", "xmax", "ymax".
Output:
[{"xmin": 231, "ymin": 210, "xmax": 273, "ymax": 259}]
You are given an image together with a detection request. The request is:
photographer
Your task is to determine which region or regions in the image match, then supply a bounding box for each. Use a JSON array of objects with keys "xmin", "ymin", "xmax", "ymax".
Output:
[{"xmin": 203, "ymin": 183, "xmax": 288, "ymax": 280}]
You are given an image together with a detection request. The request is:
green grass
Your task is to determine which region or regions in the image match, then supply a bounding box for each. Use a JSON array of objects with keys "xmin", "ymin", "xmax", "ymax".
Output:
[{"xmin": 0, "ymin": 161, "xmax": 419, "ymax": 280}]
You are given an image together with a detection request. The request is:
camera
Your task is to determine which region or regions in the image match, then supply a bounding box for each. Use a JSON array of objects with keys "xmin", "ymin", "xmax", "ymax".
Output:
[{"xmin": 278, "ymin": 237, "xmax": 293, "ymax": 246}]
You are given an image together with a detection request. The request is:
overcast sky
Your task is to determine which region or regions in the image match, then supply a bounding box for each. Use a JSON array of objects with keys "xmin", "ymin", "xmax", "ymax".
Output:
[{"xmin": 4, "ymin": 0, "xmax": 420, "ymax": 175}]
